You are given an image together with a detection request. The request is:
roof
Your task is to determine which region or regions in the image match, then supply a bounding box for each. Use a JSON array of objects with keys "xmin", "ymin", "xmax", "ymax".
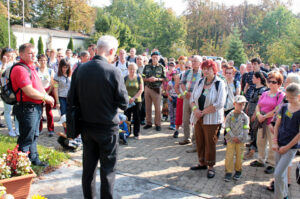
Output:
[{"xmin": 11, "ymin": 25, "xmax": 89, "ymax": 40}]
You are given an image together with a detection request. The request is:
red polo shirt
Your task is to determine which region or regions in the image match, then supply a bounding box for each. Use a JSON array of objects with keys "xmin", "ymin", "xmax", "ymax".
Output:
[{"xmin": 10, "ymin": 59, "xmax": 45, "ymax": 103}]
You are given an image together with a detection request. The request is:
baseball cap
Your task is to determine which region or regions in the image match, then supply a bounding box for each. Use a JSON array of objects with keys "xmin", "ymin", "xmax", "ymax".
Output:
[
  {"xmin": 168, "ymin": 61, "xmax": 176, "ymax": 66},
  {"xmin": 234, "ymin": 95, "xmax": 247, "ymax": 103},
  {"xmin": 151, "ymin": 51, "xmax": 160, "ymax": 56},
  {"xmin": 119, "ymin": 113, "xmax": 127, "ymax": 122}
]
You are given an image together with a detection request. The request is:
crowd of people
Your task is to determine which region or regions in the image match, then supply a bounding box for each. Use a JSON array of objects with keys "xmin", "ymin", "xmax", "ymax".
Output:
[{"xmin": 0, "ymin": 37, "xmax": 300, "ymax": 199}]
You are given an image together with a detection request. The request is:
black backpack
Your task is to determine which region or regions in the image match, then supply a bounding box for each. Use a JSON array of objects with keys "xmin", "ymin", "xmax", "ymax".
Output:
[{"xmin": 0, "ymin": 63, "xmax": 31, "ymax": 105}]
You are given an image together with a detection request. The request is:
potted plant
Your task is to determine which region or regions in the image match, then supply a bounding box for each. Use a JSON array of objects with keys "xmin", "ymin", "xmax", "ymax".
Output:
[{"xmin": 0, "ymin": 145, "xmax": 36, "ymax": 199}]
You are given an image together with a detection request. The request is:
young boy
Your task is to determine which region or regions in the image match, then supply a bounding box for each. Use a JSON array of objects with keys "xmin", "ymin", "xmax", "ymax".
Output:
[
  {"xmin": 224, "ymin": 95, "xmax": 250, "ymax": 182},
  {"xmin": 119, "ymin": 113, "xmax": 130, "ymax": 145},
  {"xmin": 56, "ymin": 115, "xmax": 81, "ymax": 151}
]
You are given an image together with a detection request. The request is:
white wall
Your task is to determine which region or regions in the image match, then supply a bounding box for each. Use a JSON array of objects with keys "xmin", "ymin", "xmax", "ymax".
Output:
[{"xmin": 13, "ymin": 31, "xmax": 87, "ymax": 53}]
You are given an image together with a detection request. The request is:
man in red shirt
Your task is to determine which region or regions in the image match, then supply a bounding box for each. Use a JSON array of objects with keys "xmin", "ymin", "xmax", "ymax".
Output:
[{"xmin": 11, "ymin": 43, "xmax": 54, "ymax": 166}]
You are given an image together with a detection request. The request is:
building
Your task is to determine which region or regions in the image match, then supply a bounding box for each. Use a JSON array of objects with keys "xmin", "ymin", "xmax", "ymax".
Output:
[{"xmin": 12, "ymin": 25, "xmax": 89, "ymax": 52}]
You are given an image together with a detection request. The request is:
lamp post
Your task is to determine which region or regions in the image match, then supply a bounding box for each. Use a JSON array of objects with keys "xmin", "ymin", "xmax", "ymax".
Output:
[
  {"xmin": 7, "ymin": 0, "xmax": 10, "ymax": 48},
  {"xmin": 23, "ymin": 0, "xmax": 25, "ymax": 43}
]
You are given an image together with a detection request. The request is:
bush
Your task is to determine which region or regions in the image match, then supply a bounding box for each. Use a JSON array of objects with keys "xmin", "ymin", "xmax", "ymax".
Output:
[{"xmin": 0, "ymin": 14, "xmax": 16, "ymax": 49}]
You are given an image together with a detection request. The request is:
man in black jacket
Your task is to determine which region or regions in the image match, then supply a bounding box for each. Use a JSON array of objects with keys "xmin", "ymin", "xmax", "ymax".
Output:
[{"xmin": 67, "ymin": 35, "xmax": 128, "ymax": 199}]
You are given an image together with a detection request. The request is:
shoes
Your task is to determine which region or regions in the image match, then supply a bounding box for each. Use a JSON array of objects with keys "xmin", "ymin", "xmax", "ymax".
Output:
[
  {"xmin": 48, "ymin": 131, "xmax": 54, "ymax": 137},
  {"xmin": 186, "ymin": 148, "xmax": 196, "ymax": 153},
  {"xmin": 140, "ymin": 120, "xmax": 145, "ymax": 125},
  {"xmin": 245, "ymin": 143, "xmax": 251, "ymax": 147},
  {"xmin": 8, "ymin": 130, "xmax": 17, "ymax": 137},
  {"xmin": 173, "ymin": 131, "xmax": 179, "ymax": 138},
  {"xmin": 207, "ymin": 169, "xmax": 215, "ymax": 178},
  {"xmin": 32, "ymin": 160, "xmax": 48, "ymax": 167},
  {"xmin": 233, "ymin": 171, "xmax": 242, "ymax": 180},
  {"xmin": 68, "ymin": 140, "xmax": 79, "ymax": 148},
  {"xmin": 223, "ymin": 139, "xmax": 227, "ymax": 146},
  {"xmin": 0, "ymin": 123, "xmax": 6, "ymax": 128},
  {"xmin": 179, "ymin": 140, "xmax": 191, "ymax": 145},
  {"xmin": 190, "ymin": 164, "xmax": 208, "ymax": 170},
  {"xmin": 74, "ymin": 137, "xmax": 82, "ymax": 145},
  {"xmin": 244, "ymin": 150, "xmax": 255, "ymax": 160},
  {"xmin": 1, "ymin": 111, "xmax": 4, "ymax": 116},
  {"xmin": 296, "ymin": 150, "xmax": 300, "ymax": 156},
  {"xmin": 224, "ymin": 173, "xmax": 232, "ymax": 182},
  {"xmin": 169, "ymin": 125, "xmax": 176, "ymax": 130},
  {"xmin": 156, "ymin": 126, "xmax": 161, "ymax": 131},
  {"xmin": 163, "ymin": 116, "xmax": 168, "ymax": 122},
  {"xmin": 250, "ymin": 160, "xmax": 265, "ymax": 167},
  {"xmin": 264, "ymin": 166, "xmax": 274, "ymax": 174},
  {"xmin": 134, "ymin": 136, "xmax": 139, "ymax": 140},
  {"xmin": 143, "ymin": 125, "xmax": 152, "ymax": 129}
]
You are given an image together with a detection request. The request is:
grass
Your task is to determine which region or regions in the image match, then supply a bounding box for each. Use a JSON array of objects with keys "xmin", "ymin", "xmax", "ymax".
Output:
[{"xmin": 0, "ymin": 134, "xmax": 70, "ymax": 176}]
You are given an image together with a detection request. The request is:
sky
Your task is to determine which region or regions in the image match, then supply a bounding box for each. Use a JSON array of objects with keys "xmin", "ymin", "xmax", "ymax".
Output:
[{"xmin": 90, "ymin": 0, "xmax": 300, "ymax": 15}]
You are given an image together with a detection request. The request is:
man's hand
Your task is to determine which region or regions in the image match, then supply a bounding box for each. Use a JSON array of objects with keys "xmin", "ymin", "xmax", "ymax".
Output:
[
  {"xmin": 272, "ymin": 143, "xmax": 279, "ymax": 152},
  {"xmin": 45, "ymin": 95, "xmax": 54, "ymax": 107},
  {"xmin": 185, "ymin": 92, "xmax": 191, "ymax": 99},
  {"xmin": 148, "ymin": 77, "xmax": 156, "ymax": 82},
  {"xmin": 278, "ymin": 146, "xmax": 289, "ymax": 154},
  {"xmin": 129, "ymin": 98, "xmax": 135, "ymax": 104}
]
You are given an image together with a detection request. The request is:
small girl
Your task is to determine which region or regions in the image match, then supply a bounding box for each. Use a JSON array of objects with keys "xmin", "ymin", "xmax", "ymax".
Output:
[
  {"xmin": 273, "ymin": 83, "xmax": 300, "ymax": 199},
  {"xmin": 167, "ymin": 72, "xmax": 178, "ymax": 130}
]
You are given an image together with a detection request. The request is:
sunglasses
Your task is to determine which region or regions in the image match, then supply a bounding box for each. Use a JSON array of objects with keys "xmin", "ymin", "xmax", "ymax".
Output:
[{"xmin": 268, "ymin": 80, "xmax": 278, "ymax": 84}]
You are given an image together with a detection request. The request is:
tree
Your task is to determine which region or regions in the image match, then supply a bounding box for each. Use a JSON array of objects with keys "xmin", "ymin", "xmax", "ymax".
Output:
[
  {"xmin": 225, "ymin": 29, "xmax": 247, "ymax": 68},
  {"xmin": 0, "ymin": 14, "xmax": 16, "ymax": 49},
  {"xmin": 29, "ymin": 37, "xmax": 34, "ymax": 46},
  {"xmin": 38, "ymin": 36, "xmax": 44, "ymax": 55},
  {"xmin": 67, "ymin": 37, "xmax": 74, "ymax": 51}
]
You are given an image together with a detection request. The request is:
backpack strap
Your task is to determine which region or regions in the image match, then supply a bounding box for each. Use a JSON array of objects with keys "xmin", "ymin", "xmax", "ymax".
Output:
[{"xmin": 9, "ymin": 62, "xmax": 32, "ymax": 102}]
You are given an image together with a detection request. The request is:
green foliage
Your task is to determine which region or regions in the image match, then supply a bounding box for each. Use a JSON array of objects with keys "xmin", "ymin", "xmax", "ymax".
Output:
[
  {"xmin": 67, "ymin": 37, "xmax": 74, "ymax": 51},
  {"xmin": 225, "ymin": 29, "xmax": 247, "ymax": 68},
  {"xmin": 29, "ymin": 37, "xmax": 35, "ymax": 46},
  {"xmin": 37, "ymin": 36, "xmax": 44, "ymax": 55},
  {"xmin": 0, "ymin": 14, "xmax": 16, "ymax": 49},
  {"xmin": 102, "ymin": 0, "xmax": 186, "ymax": 57},
  {"xmin": 0, "ymin": 134, "xmax": 69, "ymax": 176}
]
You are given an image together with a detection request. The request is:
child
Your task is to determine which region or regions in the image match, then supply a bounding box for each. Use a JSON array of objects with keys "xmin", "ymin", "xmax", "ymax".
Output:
[
  {"xmin": 119, "ymin": 113, "xmax": 130, "ymax": 145},
  {"xmin": 273, "ymin": 83, "xmax": 300, "ymax": 199},
  {"xmin": 224, "ymin": 95, "xmax": 250, "ymax": 182},
  {"xmin": 56, "ymin": 115, "xmax": 81, "ymax": 151},
  {"xmin": 167, "ymin": 72, "xmax": 178, "ymax": 130}
]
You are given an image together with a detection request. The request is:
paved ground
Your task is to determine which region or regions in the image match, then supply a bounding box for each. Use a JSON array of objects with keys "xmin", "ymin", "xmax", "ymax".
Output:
[{"xmin": 1, "ymin": 106, "xmax": 300, "ymax": 199}]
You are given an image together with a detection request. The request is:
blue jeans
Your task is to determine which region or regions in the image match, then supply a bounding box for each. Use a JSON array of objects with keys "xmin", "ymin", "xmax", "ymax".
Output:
[
  {"xmin": 4, "ymin": 102, "xmax": 19, "ymax": 132},
  {"xmin": 59, "ymin": 97, "xmax": 67, "ymax": 116},
  {"xmin": 14, "ymin": 103, "xmax": 42, "ymax": 162}
]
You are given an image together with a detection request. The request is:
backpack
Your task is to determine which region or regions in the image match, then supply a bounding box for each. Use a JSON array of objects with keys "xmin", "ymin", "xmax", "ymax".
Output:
[
  {"xmin": 198, "ymin": 78, "xmax": 220, "ymax": 92},
  {"xmin": 0, "ymin": 63, "xmax": 31, "ymax": 105},
  {"xmin": 124, "ymin": 74, "xmax": 141, "ymax": 84},
  {"xmin": 116, "ymin": 61, "xmax": 128, "ymax": 68}
]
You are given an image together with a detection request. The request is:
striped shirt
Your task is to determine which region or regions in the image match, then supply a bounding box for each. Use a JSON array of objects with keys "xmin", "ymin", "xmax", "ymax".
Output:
[{"xmin": 190, "ymin": 76, "xmax": 227, "ymax": 125}]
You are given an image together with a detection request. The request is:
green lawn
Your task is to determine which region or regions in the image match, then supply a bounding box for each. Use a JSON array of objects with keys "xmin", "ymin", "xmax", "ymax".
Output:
[{"xmin": 0, "ymin": 134, "xmax": 70, "ymax": 175}]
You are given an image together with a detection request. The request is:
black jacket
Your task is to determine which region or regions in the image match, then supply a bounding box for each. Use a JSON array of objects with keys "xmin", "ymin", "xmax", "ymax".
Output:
[{"xmin": 67, "ymin": 55, "xmax": 128, "ymax": 128}]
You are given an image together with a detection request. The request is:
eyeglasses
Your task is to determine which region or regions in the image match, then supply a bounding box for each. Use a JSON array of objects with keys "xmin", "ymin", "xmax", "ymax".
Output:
[
  {"xmin": 268, "ymin": 80, "xmax": 278, "ymax": 84},
  {"xmin": 225, "ymin": 72, "xmax": 232, "ymax": 75}
]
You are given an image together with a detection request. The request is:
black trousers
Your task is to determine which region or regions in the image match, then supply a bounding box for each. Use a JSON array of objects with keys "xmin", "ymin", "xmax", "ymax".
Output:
[
  {"xmin": 124, "ymin": 102, "xmax": 141, "ymax": 137},
  {"xmin": 81, "ymin": 126, "xmax": 118, "ymax": 199}
]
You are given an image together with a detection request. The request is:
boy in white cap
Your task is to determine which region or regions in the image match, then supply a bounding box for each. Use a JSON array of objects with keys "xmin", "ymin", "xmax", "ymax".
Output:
[
  {"xmin": 56, "ymin": 115, "xmax": 80, "ymax": 151},
  {"xmin": 224, "ymin": 95, "xmax": 250, "ymax": 182},
  {"xmin": 119, "ymin": 113, "xmax": 130, "ymax": 145}
]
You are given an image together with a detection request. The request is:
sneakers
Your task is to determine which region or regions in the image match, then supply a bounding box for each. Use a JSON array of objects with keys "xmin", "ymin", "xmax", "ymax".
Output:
[
  {"xmin": 48, "ymin": 131, "xmax": 55, "ymax": 137},
  {"xmin": 224, "ymin": 173, "xmax": 232, "ymax": 182},
  {"xmin": 8, "ymin": 130, "xmax": 17, "ymax": 137},
  {"xmin": 134, "ymin": 136, "xmax": 140, "ymax": 140},
  {"xmin": 179, "ymin": 140, "xmax": 191, "ymax": 145},
  {"xmin": 233, "ymin": 171, "xmax": 242, "ymax": 180},
  {"xmin": 169, "ymin": 124, "xmax": 176, "ymax": 130},
  {"xmin": 250, "ymin": 160, "xmax": 265, "ymax": 167},
  {"xmin": 264, "ymin": 166, "xmax": 274, "ymax": 174},
  {"xmin": 173, "ymin": 131, "xmax": 179, "ymax": 138},
  {"xmin": 68, "ymin": 140, "xmax": 79, "ymax": 148},
  {"xmin": 143, "ymin": 125, "xmax": 152, "ymax": 129}
]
